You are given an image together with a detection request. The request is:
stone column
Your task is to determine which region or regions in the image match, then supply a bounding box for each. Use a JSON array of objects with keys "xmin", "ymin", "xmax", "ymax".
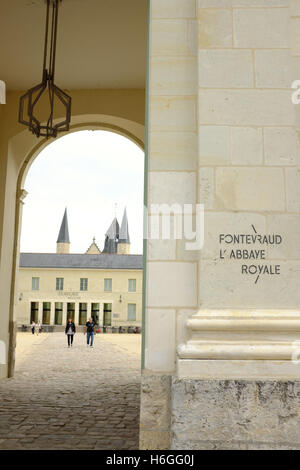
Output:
[
  {"xmin": 141, "ymin": 0, "xmax": 198, "ymax": 450},
  {"xmin": 87, "ymin": 302, "xmax": 91, "ymax": 321},
  {"xmin": 62, "ymin": 302, "xmax": 67, "ymax": 326},
  {"xmin": 49, "ymin": 302, "xmax": 55, "ymax": 326},
  {"xmin": 38, "ymin": 302, "xmax": 43, "ymax": 323},
  {"xmin": 0, "ymin": 158, "xmax": 20, "ymax": 379},
  {"xmin": 8, "ymin": 188, "xmax": 28, "ymax": 378},
  {"xmin": 144, "ymin": 0, "xmax": 300, "ymax": 452},
  {"xmin": 99, "ymin": 303, "xmax": 104, "ymax": 327}
]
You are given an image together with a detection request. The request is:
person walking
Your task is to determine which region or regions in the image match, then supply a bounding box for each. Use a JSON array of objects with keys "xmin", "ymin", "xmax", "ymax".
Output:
[
  {"xmin": 84, "ymin": 318, "xmax": 96, "ymax": 348},
  {"xmin": 35, "ymin": 321, "xmax": 41, "ymax": 336},
  {"xmin": 31, "ymin": 321, "xmax": 35, "ymax": 335},
  {"xmin": 65, "ymin": 318, "xmax": 76, "ymax": 347}
]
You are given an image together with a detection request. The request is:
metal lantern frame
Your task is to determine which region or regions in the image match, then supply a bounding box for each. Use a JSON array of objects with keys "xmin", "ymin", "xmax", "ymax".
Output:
[{"xmin": 19, "ymin": 0, "xmax": 71, "ymax": 139}]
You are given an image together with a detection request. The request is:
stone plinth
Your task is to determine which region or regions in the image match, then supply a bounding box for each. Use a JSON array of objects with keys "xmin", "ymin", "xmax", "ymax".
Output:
[{"xmin": 171, "ymin": 378, "xmax": 300, "ymax": 450}]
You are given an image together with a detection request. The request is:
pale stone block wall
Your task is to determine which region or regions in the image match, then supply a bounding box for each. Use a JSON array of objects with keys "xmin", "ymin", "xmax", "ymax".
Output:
[
  {"xmin": 234, "ymin": 9, "xmax": 289, "ymax": 47},
  {"xmin": 231, "ymin": 128, "xmax": 263, "ymax": 165},
  {"xmin": 199, "ymin": 90, "xmax": 294, "ymax": 126},
  {"xmin": 117, "ymin": 243, "xmax": 130, "ymax": 255},
  {"xmin": 149, "ymin": 132, "xmax": 197, "ymax": 171},
  {"xmin": 215, "ymin": 167, "xmax": 285, "ymax": 211},
  {"xmin": 171, "ymin": 379, "xmax": 300, "ymax": 449},
  {"xmin": 197, "ymin": 0, "xmax": 300, "ymax": 311},
  {"xmin": 56, "ymin": 242, "xmax": 70, "ymax": 254},
  {"xmin": 145, "ymin": 0, "xmax": 198, "ymax": 380},
  {"xmin": 290, "ymin": 1, "xmax": 300, "ymax": 133},
  {"xmin": 146, "ymin": 263, "xmax": 197, "ymax": 308},
  {"xmin": 255, "ymin": 50, "xmax": 292, "ymax": 88},
  {"xmin": 143, "ymin": 0, "xmax": 300, "ymax": 450},
  {"xmin": 145, "ymin": 309, "xmax": 176, "ymax": 371},
  {"xmin": 198, "ymin": 50, "xmax": 254, "ymax": 88},
  {"xmin": 264, "ymin": 127, "xmax": 298, "ymax": 165},
  {"xmin": 141, "ymin": 0, "xmax": 199, "ymax": 449}
]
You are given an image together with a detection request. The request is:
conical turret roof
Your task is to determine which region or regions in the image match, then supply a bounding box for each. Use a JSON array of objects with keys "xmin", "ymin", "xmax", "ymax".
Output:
[
  {"xmin": 119, "ymin": 208, "xmax": 130, "ymax": 244},
  {"xmin": 57, "ymin": 208, "xmax": 70, "ymax": 244},
  {"xmin": 103, "ymin": 217, "xmax": 119, "ymax": 254}
]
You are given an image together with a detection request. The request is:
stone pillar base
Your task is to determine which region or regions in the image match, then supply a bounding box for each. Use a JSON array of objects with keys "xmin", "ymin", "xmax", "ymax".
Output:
[
  {"xmin": 177, "ymin": 359, "xmax": 300, "ymax": 380},
  {"xmin": 171, "ymin": 378, "xmax": 300, "ymax": 450},
  {"xmin": 139, "ymin": 373, "xmax": 171, "ymax": 450}
]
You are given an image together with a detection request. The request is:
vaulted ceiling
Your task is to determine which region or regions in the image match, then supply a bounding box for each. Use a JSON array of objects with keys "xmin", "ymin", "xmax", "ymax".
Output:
[{"xmin": 0, "ymin": 0, "xmax": 148, "ymax": 90}]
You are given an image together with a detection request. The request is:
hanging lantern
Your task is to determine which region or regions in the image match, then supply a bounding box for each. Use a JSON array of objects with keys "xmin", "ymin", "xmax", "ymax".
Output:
[{"xmin": 19, "ymin": 0, "xmax": 71, "ymax": 139}]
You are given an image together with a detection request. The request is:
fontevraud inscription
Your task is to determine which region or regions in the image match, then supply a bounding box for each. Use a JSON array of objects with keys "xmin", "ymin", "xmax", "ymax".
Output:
[{"xmin": 219, "ymin": 225, "xmax": 282, "ymax": 284}]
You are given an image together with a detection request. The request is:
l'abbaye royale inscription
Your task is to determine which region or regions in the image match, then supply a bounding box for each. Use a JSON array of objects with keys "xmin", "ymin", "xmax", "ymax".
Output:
[{"xmin": 219, "ymin": 226, "xmax": 282, "ymax": 283}]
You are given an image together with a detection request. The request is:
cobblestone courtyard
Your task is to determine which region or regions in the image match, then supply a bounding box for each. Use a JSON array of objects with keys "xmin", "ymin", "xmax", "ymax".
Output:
[{"xmin": 0, "ymin": 332, "xmax": 141, "ymax": 450}]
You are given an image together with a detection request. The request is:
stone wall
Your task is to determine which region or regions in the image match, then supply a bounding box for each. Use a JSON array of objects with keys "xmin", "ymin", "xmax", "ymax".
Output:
[
  {"xmin": 145, "ymin": 0, "xmax": 198, "ymax": 377},
  {"xmin": 142, "ymin": 0, "xmax": 300, "ymax": 450},
  {"xmin": 140, "ymin": 374, "xmax": 172, "ymax": 449},
  {"xmin": 197, "ymin": 0, "xmax": 299, "ymax": 309},
  {"xmin": 172, "ymin": 378, "xmax": 300, "ymax": 449}
]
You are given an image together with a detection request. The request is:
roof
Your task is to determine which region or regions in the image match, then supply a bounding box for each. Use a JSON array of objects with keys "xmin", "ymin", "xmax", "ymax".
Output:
[
  {"xmin": 103, "ymin": 217, "xmax": 119, "ymax": 254},
  {"xmin": 57, "ymin": 209, "xmax": 70, "ymax": 244},
  {"xmin": 86, "ymin": 238, "xmax": 101, "ymax": 254},
  {"xmin": 20, "ymin": 253, "xmax": 143, "ymax": 270},
  {"xmin": 119, "ymin": 208, "xmax": 130, "ymax": 244}
]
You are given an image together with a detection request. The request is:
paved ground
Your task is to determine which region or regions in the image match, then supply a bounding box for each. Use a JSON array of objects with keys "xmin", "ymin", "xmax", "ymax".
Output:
[{"xmin": 0, "ymin": 332, "xmax": 141, "ymax": 450}]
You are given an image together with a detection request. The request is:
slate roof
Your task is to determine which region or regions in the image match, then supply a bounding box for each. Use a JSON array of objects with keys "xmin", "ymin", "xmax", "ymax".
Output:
[
  {"xmin": 103, "ymin": 217, "xmax": 119, "ymax": 254},
  {"xmin": 20, "ymin": 253, "xmax": 143, "ymax": 270},
  {"xmin": 57, "ymin": 208, "xmax": 70, "ymax": 244},
  {"xmin": 119, "ymin": 208, "xmax": 130, "ymax": 244}
]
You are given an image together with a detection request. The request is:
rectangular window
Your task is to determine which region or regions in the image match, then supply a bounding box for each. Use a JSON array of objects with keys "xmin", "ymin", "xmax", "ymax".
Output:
[
  {"xmin": 55, "ymin": 302, "xmax": 63, "ymax": 325},
  {"xmin": 32, "ymin": 277, "xmax": 39, "ymax": 291},
  {"xmin": 104, "ymin": 278, "xmax": 112, "ymax": 292},
  {"xmin": 127, "ymin": 303, "xmax": 136, "ymax": 321},
  {"xmin": 92, "ymin": 303, "xmax": 100, "ymax": 324},
  {"xmin": 103, "ymin": 303, "xmax": 112, "ymax": 326},
  {"xmin": 30, "ymin": 302, "xmax": 39, "ymax": 323},
  {"xmin": 128, "ymin": 279, "xmax": 136, "ymax": 292},
  {"xmin": 79, "ymin": 303, "xmax": 87, "ymax": 325},
  {"xmin": 67, "ymin": 303, "xmax": 75, "ymax": 322},
  {"xmin": 80, "ymin": 278, "xmax": 88, "ymax": 291},
  {"xmin": 42, "ymin": 302, "xmax": 51, "ymax": 325},
  {"xmin": 56, "ymin": 278, "xmax": 64, "ymax": 291}
]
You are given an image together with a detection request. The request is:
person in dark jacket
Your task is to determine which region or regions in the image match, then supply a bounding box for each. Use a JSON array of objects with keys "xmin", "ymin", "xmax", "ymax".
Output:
[
  {"xmin": 84, "ymin": 318, "xmax": 96, "ymax": 347},
  {"xmin": 65, "ymin": 318, "xmax": 76, "ymax": 347}
]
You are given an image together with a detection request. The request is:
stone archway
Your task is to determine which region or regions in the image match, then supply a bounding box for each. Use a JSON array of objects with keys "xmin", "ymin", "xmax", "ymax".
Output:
[{"xmin": 2, "ymin": 113, "xmax": 145, "ymax": 379}]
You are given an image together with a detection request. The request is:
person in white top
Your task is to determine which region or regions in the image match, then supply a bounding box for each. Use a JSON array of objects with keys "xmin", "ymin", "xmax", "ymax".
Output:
[{"xmin": 35, "ymin": 321, "xmax": 41, "ymax": 336}]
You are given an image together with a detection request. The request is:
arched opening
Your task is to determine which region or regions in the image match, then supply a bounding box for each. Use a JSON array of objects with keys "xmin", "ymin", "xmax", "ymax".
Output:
[
  {"xmin": 18, "ymin": 129, "xmax": 144, "ymax": 330},
  {"xmin": 7, "ymin": 114, "xmax": 145, "ymax": 376},
  {"xmin": 2, "ymin": 117, "xmax": 146, "ymax": 450}
]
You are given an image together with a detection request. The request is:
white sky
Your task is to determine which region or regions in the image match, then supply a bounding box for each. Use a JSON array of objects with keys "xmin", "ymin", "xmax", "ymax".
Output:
[{"xmin": 20, "ymin": 130, "xmax": 145, "ymax": 254}]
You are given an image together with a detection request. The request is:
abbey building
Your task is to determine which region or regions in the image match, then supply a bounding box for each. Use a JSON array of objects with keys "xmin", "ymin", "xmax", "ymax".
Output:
[{"xmin": 16, "ymin": 208, "xmax": 143, "ymax": 329}]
